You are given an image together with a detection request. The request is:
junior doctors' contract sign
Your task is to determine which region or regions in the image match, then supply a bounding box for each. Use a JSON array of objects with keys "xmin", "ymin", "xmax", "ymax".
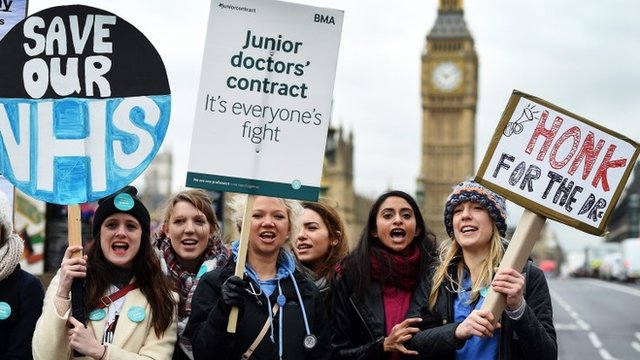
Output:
[
  {"xmin": 477, "ymin": 90, "xmax": 640, "ymax": 235},
  {"xmin": 186, "ymin": 0, "xmax": 343, "ymax": 201},
  {"xmin": 0, "ymin": 5, "xmax": 171, "ymax": 204}
]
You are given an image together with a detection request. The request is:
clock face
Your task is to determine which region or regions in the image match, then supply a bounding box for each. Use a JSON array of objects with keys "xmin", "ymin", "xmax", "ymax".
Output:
[{"xmin": 432, "ymin": 61, "xmax": 462, "ymax": 91}]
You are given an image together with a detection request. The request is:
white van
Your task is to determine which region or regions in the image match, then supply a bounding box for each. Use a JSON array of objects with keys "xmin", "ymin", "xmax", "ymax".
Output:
[{"xmin": 620, "ymin": 238, "xmax": 640, "ymax": 282}]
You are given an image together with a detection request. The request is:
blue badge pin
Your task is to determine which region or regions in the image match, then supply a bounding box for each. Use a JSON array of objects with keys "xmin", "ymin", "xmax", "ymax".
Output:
[
  {"xmin": 114, "ymin": 193, "xmax": 135, "ymax": 211},
  {"xmin": 196, "ymin": 264, "xmax": 208, "ymax": 279},
  {"xmin": 291, "ymin": 180, "xmax": 302, "ymax": 190},
  {"xmin": 479, "ymin": 286, "xmax": 489, "ymax": 298},
  {"xmin": 0, "ymin": 302, "xmax": 11, "ymax": 320},
  {"xmin": 89, "ymin": 308, "xmax": 106, "ymax": 321},
  {"xmin": 127, "ymin": 306, "xmax": 146, "ymax": 323},
  {"xmin": 277, "ymin": 294, "xmax": 286, "ymax": 307}
]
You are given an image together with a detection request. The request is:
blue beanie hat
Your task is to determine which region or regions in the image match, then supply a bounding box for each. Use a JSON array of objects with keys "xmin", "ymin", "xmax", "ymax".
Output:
[
  {"xmin": 92, "ymin": 186, "xmax": 150, "ymax": 238},
  {"xmin": 443, "ymin": 180, "xmax": 507, "ymax": 238}
]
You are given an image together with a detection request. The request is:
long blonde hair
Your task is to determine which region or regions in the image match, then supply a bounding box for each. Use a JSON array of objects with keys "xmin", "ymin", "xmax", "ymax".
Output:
[{"xmin": 428, "ymin": 223, "xmax": 505, "ymax": 310}]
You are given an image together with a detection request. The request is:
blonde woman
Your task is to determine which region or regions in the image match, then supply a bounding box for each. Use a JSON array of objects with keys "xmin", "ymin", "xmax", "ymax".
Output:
[
  {"xmin": 406, "ymin": 180, "xmax": 557, "ymax": 360},
  {"xmin": 186, "ymin": 195, "xmax": 330, "ymax": 360}
]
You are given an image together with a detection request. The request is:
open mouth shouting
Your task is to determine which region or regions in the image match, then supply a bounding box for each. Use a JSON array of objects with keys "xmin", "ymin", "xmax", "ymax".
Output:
[
  {"xmin": 460, "ymin": 225, "xmax": 478, "ymax": 234},
  {"xmin": 390, "ymin": 228, "xmax": 407, "ymax": 243},
  {"xmin": 259, "ymin": 231, "xmax": 277, "ymax": 244},
  {"xmin": 179, "ymin": 238, "xmax": 201, "ymax": 250},
  {"xmin": 112, "ymin": 241, "xmax": 130, "ymax": 256}
]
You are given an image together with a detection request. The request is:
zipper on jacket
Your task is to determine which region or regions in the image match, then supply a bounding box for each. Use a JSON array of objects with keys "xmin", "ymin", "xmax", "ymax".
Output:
[{"xmin": 349, "ymin": 296, "xmax": 375, "ymax": 340}]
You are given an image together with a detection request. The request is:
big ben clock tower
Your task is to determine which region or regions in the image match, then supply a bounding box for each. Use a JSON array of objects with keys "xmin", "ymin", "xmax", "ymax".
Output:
[{"xmin": 418, "ymin": 0, "xmax": 478, "ymax": 240}]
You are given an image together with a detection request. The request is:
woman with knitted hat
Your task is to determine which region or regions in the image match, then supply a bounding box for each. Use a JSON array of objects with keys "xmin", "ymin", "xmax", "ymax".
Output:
[
  {"xmin": 153, "ymin": 189, "xmax": 230, "ymax": 360},
  {"xmin": 331, "ymin": 190, "xmax": 437, "ymax": 360},
  {"xmin": 186, "ymin": 195, "xmax": 331, "ymax": 359},
  {"xmin": 0, "ymin": 193, "xmax": 45, "ymax": 359},
  {"xmin": 406, "ymin": 180, "xmax": 557, "ymax": 359},
  {"xmin": 33, "ymin": 186, "xmax": 178, "ymax": 360}
]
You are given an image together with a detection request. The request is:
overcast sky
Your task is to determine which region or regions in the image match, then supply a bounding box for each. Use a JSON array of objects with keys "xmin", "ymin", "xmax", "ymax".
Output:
[{"xmin": 26, "ymin": 0, "xmax": 640, "ymax": 249}]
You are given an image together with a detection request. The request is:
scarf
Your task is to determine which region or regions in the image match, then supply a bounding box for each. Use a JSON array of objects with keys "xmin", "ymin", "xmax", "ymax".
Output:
[
  {"xmin": 370, "ymin": 244, "xmax": 421, "ymax": 290},
  {"xmin": 296, "ymin": 262, "xmax": 329, "ymax": 295},
  {"xmin": 0, "ymin": 231, "xmax": 23, "ymax": 282},
  {"xmin": 155, "ymin": 234, "xmax": 229, "ymax": 359},
  {"xmin": 156, "ymin": 234, "xmax": 229, "ymax": 318}
]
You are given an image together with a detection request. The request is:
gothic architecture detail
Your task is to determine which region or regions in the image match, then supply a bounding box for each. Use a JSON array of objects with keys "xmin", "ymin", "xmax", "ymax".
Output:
[{"xmin": 418, "ymin": 0, "xmax": 478, "ymax": 240}]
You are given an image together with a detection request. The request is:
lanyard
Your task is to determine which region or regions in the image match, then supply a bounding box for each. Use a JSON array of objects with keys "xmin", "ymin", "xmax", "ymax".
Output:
[{"xmin": 94, "ymin": 283, "xmax": 139, "ymax": 309}]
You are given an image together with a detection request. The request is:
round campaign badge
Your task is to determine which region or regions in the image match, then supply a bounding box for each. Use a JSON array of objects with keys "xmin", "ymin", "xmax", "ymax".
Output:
[
  {"xmin": 303, "ymin": 334, "xmax": 317, "ymax": 349},
  {"xmin": 114, "ymin": 193, "xmax": 135, "ymax": 211},
  {"xmin": 89, "ymin": 308, "xmax": 106, "ymax": 321},
  {"xmin": 196, "ymin": 264, "xmax": 208, "ymax": 279},
  {"xmin": 277, "ymin": 294, "xmax": 286, "ymax": 307},
  {"xmin": 127, "ymin": 306, "xmax": 146, "ymax": 323},
  {"xmin": 0, "ymin": 302, "xmax": 11, "ymax": 320},
  {"xmin": 291, "ymin": 180, "xmax": 302, "ymax": 190},
  {"xmin": 479, "ymin": 286, "xmax": 489, "ymax": 298}
]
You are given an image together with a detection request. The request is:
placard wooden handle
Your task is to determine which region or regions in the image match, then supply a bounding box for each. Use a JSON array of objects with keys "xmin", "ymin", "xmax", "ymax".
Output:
[
  {"xmin": 481, "ymin": 209, "xmax": 545, "ymax": 321},
  {"xmin": 227, "ymin": 195, "xmax": 255, "ymax": 333}
]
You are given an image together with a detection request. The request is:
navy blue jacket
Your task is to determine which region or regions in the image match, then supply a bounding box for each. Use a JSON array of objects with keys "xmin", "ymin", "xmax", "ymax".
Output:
[
  {"xmin": 0, "ymin": 265, "xmax": 45, "ymax": 360},
  {"xmin": 405, "ymin": 262, "xmax": 557, "ymax": 360}
]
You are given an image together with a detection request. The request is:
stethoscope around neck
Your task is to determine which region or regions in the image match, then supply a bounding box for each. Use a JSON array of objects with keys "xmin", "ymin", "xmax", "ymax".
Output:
[{"xmin": 246, "ymin": 273, "xmax": 317, "ymax": 355}]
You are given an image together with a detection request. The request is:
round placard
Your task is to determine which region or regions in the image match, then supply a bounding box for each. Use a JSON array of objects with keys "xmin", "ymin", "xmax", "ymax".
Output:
[{"xmin": 0, "ymin": 5, "xmax": 170, "ymax": 204}]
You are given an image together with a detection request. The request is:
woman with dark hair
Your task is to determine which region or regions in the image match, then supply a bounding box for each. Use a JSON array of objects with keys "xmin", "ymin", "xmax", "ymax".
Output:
[
  {"xmin": 331, "ymin": 190, "xmax": 437, "ymax": 360},
  {"xmin": 33, "ymin": 186, "xmax": 178, "ymax": 360},
  {"xmin": 154, "ymin": 189, "xmax": 230, "ymax": 360},
  {"xmin": 294, "ymin": 201, "xmax": 349, "ymax": 310}
]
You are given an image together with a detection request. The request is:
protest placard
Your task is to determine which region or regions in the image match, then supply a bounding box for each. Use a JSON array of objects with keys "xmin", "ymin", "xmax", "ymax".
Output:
[
  {"xmin": 186, "ymin": 0, "xmax": 343, "ymax": 202},
  {"xmin": 0, "ymin": 0, "xmax": 28, "ymax": 41},
  {"xmin": 477, "ymin": 90, "xmax": 639, "ymax": 235},
  {"xmin": 0, "ymin": 5, "xmax": 171, "ymax": 205},
  {"xmin": 477, "ymin": 90, "xmax": 639, "ymax": 319},
  {"xmin": 186, "ymin": 0, "xmax": 343, "ymax": 332},
  {"xmin": 0, "ymin": 5, "xmax": 171, "ymax": 345}
]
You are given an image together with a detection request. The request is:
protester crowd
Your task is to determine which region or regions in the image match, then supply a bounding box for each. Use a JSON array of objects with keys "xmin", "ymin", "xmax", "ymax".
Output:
[{"xmin": 0, "ymin": 181, "xmax": 557, "ymax": 360}]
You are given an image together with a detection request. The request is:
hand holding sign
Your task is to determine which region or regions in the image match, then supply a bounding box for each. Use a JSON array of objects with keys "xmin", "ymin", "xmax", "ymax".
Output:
[
  {"xmin": 0, "ymin": 5, "xmax": 170, "ymax": 357},
  {"xmin": 476, "ymin": 90, "xmax": 640, "ymax": 320}
]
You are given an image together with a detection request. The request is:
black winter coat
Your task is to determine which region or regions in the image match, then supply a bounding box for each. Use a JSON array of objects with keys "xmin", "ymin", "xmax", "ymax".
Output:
[
  {"xmin": 330, "ymin": 273, "xmax": 418, "ymax": 360},
  {"xmin": 186, "ymin": 263, "xmax": 330, "ymax": 360},
  {"xmin": 0, "ymin": 265, "xmax": 45, "ymax": 360},
  {"xmin": 405, "ymin": 262, "xmax": 557, "ymax": 360}
]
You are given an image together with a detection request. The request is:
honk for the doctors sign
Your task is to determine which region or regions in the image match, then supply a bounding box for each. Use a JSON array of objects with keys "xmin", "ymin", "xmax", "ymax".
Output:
[
  {"xmin": 0, "ymin": 5, "xmax": 171, "ymax": 204},
  {"xmin": 477, "ymin": 90, "xmax": 640, "ymax": 235},
  {"xmin": 186, "ymin": 0, "xmax": 343, "ymax": 201}
]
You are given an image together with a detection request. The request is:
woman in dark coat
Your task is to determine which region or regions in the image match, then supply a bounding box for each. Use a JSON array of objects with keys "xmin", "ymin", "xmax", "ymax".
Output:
[
  {"xmin": 406, "ymin": 180, "xmax": 557, "ymax": 359},
  {"xmin": 0, "ymin": 195, "xmax": 45, "ymax": 359},
  {"xmin": 187, "ymin": 195, "xmax": 331, "ymax": 360},
  {"xmin": 330, "ymin": 190, "xmax": 437, "ymax": 360}
]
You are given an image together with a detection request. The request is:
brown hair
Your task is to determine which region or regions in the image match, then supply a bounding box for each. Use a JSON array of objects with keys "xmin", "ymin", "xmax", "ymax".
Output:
[
  {"xmin": 84, "ymin": 221, "xmax": 176, "ymax": 337},
  {"xmin": 300, "ymin": 201, "xmax": 349, "ymax": 282},
  {"xmin": 162, "ymin": 189, "xmax": 220, "ymax": 236}
]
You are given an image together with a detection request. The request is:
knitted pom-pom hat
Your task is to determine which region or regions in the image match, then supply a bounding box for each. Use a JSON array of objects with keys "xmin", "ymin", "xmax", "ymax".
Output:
[{"xmin": 443, "ymin": 179, "xmax": 507, "ymax": 238}]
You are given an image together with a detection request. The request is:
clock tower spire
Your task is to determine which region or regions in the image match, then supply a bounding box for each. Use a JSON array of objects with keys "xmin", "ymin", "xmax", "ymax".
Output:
[{"xmin": 417, "ymin": 1, "xmax": 478, "ymax": 241}]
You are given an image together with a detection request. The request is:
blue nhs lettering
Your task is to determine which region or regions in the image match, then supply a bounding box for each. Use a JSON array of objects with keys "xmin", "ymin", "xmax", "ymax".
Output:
[{"xmin": 0, "ymin": 96, "xmax": 170, "ymax": 204}]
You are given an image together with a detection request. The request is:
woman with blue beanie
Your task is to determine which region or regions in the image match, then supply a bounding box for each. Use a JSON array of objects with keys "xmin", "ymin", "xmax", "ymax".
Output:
[
  {"xmin": 406, "ymin": 180, "xmax": 557, "ymax": 359},
  {"xmin": 186, "ymin": 195, "xmax": 330, "ymax": 360}
]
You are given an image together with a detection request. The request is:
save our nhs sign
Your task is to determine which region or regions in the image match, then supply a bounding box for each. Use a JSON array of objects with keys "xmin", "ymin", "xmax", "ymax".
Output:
[{"xmin": 0, "ymin": 5, "xmax": 170, "ymax": 204}]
